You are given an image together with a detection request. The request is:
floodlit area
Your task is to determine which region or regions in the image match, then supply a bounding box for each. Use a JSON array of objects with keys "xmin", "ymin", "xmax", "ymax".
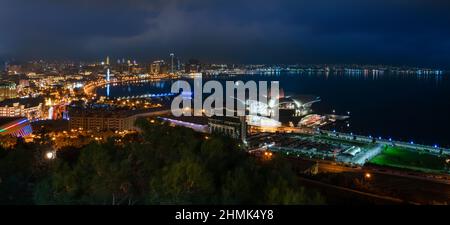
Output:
[{"xmin": 370, "ymin": 146, "xmax": 449, "ymax": 174}]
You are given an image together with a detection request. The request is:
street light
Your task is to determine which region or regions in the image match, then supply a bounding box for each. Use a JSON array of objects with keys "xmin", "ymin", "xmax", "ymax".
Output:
[
  {"xmin": 364, "ymin": 172, "xmax": 371, "ymax": 179},
  {"xmin": 264, "ymin": 151, "xmax": 273, "ymax": 160},
  {"xmin": 46, "ymin": 151, "xmax": 55, "ymax": 160}
]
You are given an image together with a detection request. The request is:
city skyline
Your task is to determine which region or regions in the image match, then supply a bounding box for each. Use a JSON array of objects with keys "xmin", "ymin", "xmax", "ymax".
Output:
[
  {"xmin": 1, "ymin": 0, "xmax": 450, "ymax": 209},
  {"xmin": 1, "ymin": 0, "xmax": 450, "ymax": 68}
]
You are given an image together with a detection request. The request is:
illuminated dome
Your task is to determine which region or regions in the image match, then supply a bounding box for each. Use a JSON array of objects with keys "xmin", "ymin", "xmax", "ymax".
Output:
[{"xmin": 277, "ymin": 95, "xmax": 321, "ymax": 117}]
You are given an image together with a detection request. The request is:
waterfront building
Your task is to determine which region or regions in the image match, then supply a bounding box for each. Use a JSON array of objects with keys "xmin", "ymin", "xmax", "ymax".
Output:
[{"xmin": 208, "ymin": 116, "xmax": 247, "ymax": 142}]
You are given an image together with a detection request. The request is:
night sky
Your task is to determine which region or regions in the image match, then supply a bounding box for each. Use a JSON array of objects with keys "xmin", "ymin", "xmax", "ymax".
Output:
[{"xmin": 1, "ymin": 0, "xmax": 450, "ymax": 67}]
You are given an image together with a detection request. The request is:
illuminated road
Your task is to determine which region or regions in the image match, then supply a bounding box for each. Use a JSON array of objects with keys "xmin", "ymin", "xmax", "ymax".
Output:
[{"xmin": 316, "ymin": 162, "xmax": 362, "ymax": 173}]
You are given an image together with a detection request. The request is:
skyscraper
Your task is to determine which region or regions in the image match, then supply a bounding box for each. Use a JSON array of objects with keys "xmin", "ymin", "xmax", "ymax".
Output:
[
  {"xmin": 1, "ymin": 61, "xmax": 8, "ymax": 80},
  {"xmin": 0, "ymin": 81, "xmax": 17, "ymax": 101},
  {"xmin": 106, "ymin": 56, "xmax": 110, "ymax": 65}
]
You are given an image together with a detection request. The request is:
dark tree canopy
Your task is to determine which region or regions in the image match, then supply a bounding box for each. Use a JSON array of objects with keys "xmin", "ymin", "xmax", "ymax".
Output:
[{"xmin": 0, "ymin": 118, "xmax": 325, "ymax": 205}]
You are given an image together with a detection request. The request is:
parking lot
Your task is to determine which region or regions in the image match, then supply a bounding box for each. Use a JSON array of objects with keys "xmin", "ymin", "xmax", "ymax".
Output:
[{"xmin": 247, "ymin": 133, "xmax": 380, "ymax": 165}]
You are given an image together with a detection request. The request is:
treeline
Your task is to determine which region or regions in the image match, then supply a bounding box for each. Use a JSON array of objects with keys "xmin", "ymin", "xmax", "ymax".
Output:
[{"xmin": 0, "ymin": 118, "xmax": 325, "ymax": 205}]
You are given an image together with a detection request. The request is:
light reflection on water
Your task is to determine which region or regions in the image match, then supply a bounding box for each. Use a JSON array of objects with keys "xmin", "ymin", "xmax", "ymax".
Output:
[{"xmin": 97, "ymin": 72, "xmax": 450, "ymax": 147}]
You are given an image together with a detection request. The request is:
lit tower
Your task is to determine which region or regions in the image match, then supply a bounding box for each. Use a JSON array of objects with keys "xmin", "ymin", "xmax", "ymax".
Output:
[
  {"xmin": 170, "ymin": 53, "xmax": 175, "ymax": 74},
  {"xmin": 104, "ymin": 56, "xmax": 111, "ymax": 82},
  {"xmin": 105, "ymin": 57, "xmax": 111, "ymax": 97},
  {"xmin": 106, "ymin": 68, "xmax": 110, "ymax": 82}
]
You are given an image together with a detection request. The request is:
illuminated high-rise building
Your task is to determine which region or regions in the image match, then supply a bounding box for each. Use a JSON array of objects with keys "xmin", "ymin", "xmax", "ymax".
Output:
[
  {"xmin": 185, "ymin": 59, "xmax": 201, "ymax": 73},
  {"xmin": 0, "ymin": 117, "xmax": 33, "ymax": 137},
  {"xmin": 106, "ymin": 56, "xmax": 110, "ymax": 65},
  {"xmin": 106, "ymin": 68, "xmax": 110, "ymax": 82},
  {"xmin": 150, "ymin": 60, "xmax": 167, "ymax": 75}
]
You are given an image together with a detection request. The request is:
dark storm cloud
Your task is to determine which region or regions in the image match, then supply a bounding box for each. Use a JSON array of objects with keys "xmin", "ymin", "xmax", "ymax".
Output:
[
  {"xmin": 0, "ymin": 0, "xmax": 152, "ymax": 58},
  {"xmin": 0, "ymin": 0, "xmax": 449, "ymax": 67}
]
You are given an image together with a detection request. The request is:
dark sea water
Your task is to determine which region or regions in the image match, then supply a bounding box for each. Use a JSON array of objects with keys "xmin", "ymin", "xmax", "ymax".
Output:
[{"xmin": 97, "ymin": 72, "xmax": 450, "ymax": 147}]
